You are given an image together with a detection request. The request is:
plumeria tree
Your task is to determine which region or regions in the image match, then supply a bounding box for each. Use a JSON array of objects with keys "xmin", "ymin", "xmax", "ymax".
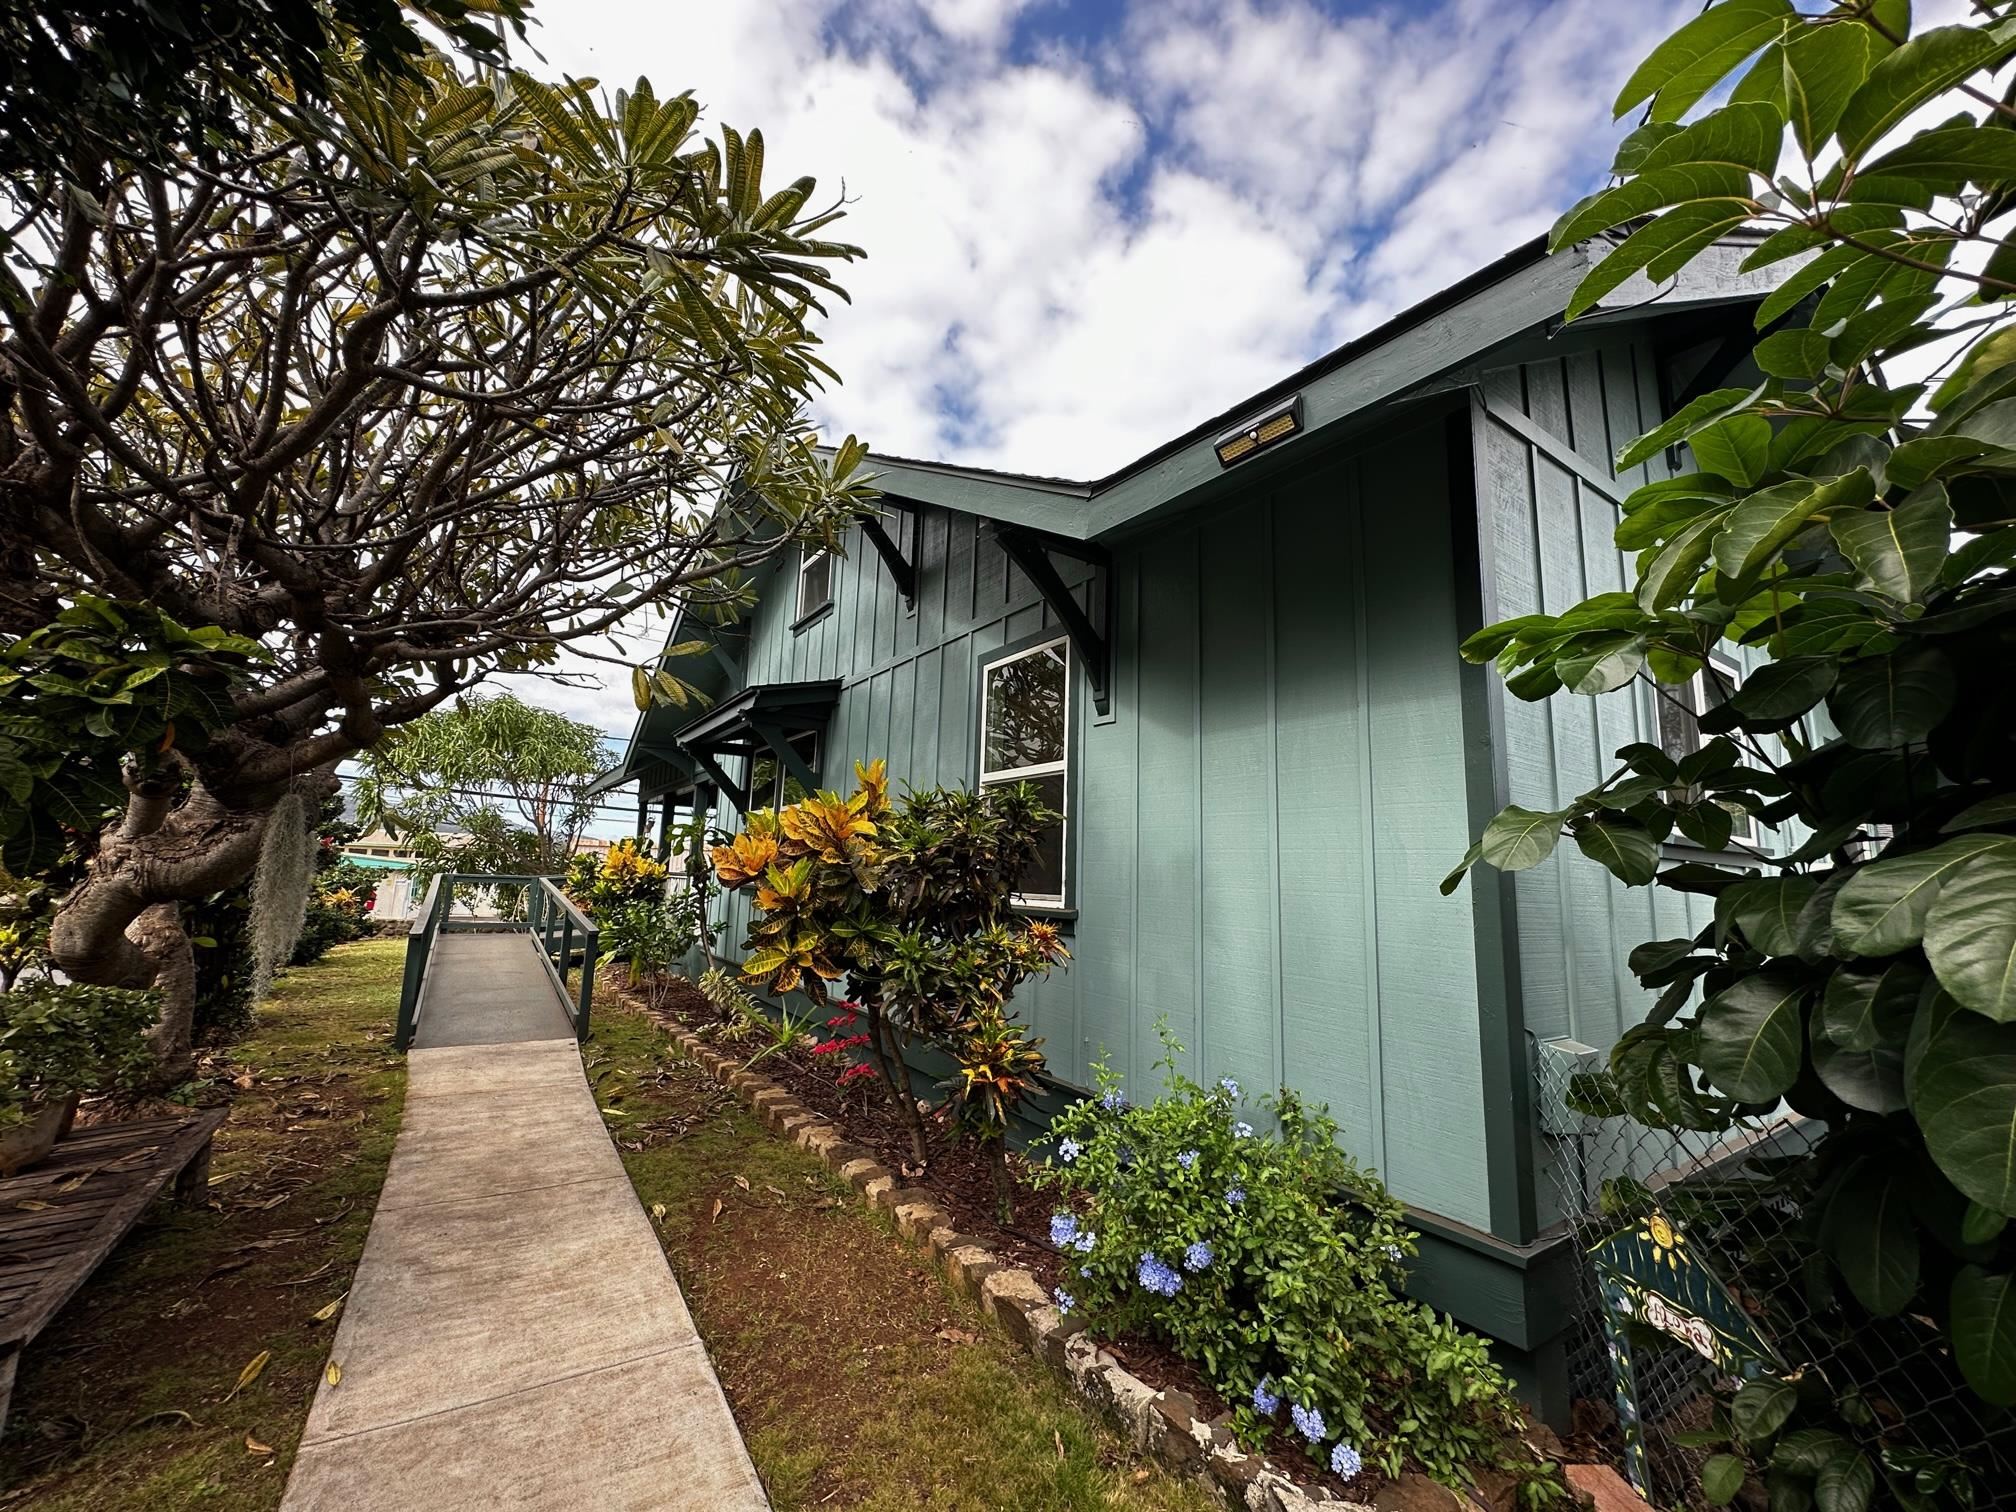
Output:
[
  {"xmin": 1442, "ymin": 2, "xmax": 2016, "ymax": 1504},
  {"xmin": 1, "ymin": 15, "xmax": 873, "ymax": 1075}
]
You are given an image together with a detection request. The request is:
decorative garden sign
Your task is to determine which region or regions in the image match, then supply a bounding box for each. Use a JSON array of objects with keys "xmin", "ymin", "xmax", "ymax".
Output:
[{"xmin": 1592, "ymin": 1208, "xmax": 1782, "ymax": 1495}]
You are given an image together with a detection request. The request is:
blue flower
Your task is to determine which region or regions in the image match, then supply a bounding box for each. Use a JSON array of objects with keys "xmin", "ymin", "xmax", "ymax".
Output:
[
  {"xmin": 1049, "ymin": 1212, "xmax": 1080, "ymax": 1247},
  {"xmin": 1291, "ymin": 1403, "xmax": 1326, "ymax": 1442},
  {"xmin": 1218, "ymin": 1076, "xmax": 1241, "ymax": 1099},
  {"xmin": 1136, "ymin": 1252, "xmax": 1183, "ymax": 1297},
  {"xmin": 1233, "ymin": 1121, "xmax": 1254, "ymax": 1139},
  {"xmin": 1183, "ymin": 1241, "xmax": 1214, "ymax": 1272},
  {"xmin": 1177, "ymin": 1149, "xmax": 1198, "ymax": 1171},
  {"xmin": 1384, "ymin": 1242, "xmax": 1405, "ymax": 1263},
  {"xmin": 1225, "ymin": 1186, "xmax": 1246, "ymax": 1206},
  {"xmin": 1252, "ymin": 1376, "xmax": 1280, "ymax": 1415},
  {"xmin": 1057, "ymin": 1138, "xmax": 1083, "ymax": 1163},
  {"xmin": 1100, "ymin": 1088, "xmax": 1128, "ymax": 1112},
  {"xmin": 1073, "ymin": 1230, "xmax": 1096, "ymax": 1254},
  {"xmin": 1054, "ymin": 1287, "xmax": 1076, "ymax": 1312},
  {"xmin": 1330, "ymin": 1443, "xmax": 1362, "ymax": 1479}
]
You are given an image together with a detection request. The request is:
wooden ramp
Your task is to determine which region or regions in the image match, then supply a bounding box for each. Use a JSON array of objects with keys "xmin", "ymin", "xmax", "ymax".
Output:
[{"xmin": 282, "ymin": 934, "xmax": 766, "ymax": 1510}]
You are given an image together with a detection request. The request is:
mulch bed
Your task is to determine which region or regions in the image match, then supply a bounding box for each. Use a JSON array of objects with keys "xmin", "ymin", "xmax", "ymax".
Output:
[{"xmin": 617, "ymin": 976, "xmax": 1423, "ymax": 1506}]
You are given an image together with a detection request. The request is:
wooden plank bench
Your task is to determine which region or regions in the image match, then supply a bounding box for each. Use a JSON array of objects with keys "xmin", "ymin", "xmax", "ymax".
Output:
[{"xmin": 0, "ymin": 1107, "xmax": 228, "ymax": 1432}]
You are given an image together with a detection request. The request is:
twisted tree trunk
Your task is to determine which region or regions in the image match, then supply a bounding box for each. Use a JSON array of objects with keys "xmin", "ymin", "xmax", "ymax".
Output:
[{"xmin": 46, "ymin": 755, "xmax": 335, "ymax": 1086}]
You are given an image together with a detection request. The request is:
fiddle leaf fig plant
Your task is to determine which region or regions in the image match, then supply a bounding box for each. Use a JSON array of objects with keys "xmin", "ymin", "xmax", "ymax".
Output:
[{"xmin": 1444, "ymin": 0, "xmax": 2016, "ymax": 1499}]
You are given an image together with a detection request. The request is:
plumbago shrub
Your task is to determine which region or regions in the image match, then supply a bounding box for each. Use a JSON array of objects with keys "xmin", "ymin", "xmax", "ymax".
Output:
[
  {"xmin": 1034, "ymin": 1046, "xmax": 1557, "ymax": 1501},
  {"xmin": 1439, "ymin": 2, "xmax": 2016, "ymax": 1504}
]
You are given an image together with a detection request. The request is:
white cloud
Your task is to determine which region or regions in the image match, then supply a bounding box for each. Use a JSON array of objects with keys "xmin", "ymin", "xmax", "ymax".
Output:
[{"xmin": 520, "ymin": 0, "xmax": 1709, "ymax": 747}]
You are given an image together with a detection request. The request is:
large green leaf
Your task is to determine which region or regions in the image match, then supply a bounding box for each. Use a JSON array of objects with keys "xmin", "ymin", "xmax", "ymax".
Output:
[
  {"xmin": 1784, "ymin": 21, "xmax": 1876, "ymax": 158},
  {"xmin": 1559, "ymin": 633, "xmax": 1648, "ymax": 694},
  {"xmin": 1699, "ymin": 969, "xmax": 1809, "ymax": 1101},
  {"xmin": 1614, "ymin": 0, "xmax": 1796, "ymax": 122},
  {"xmin": 1574, "ymin": 816, "xmax": 1661, "ymax": 886},
  {"xmin": 1820, "ymin": 1158, "xmax": 1919, "ymax": 1314},
  {"xmin": 1480, "ymin": 806, "xmax": 1567, "ymax": 871},
  {"xmin": 1715, "ymin": 470, "xmax": 1873, "ymax": 582},
  {"xmin": 1638, "ymin": 509, "xmax": 1731, "ymax": 612},
  {"xmin": 1944, "ymin": 792, "xmax": 2016, "ymax": 833},
  {"xmin": 1812, "ymin": 1030, "xmax": 1907, "ymax": 1112},
  {"xmin": 1906, "ymin": 990, "xmax": 2016, "ymax": 1214},
  {"xmin": 1821, "ymin": 959, "xmax": 1923, "ymax": 1050},
  {"xmin": 1731, "ymin": 656, "xmax": 1836, "ymax": 720},
  {"xmin": 1825, "ymin": 647, "xmax": 1956, "ymax": 749},
  {"xmin": 1702, "ymin": 1454, "xmax": 1747, "ymax": 1507},
  {"xmin": 1566, "ymin": 202, "xmax": 1757, "ymax": 320},
  {"xmin": 1751, "ymin": 327, "xmax": 1833, "ymax": 379},
  {"xmin": 1692, "ymin": 414, "xmax": 1776, "ymax": 489},
  {"xmin": 1837, "ymin": 24, "xmax": 2016, "ymax": 157},
  {"xmin": 1861, "ymin": 124, "xmax": 2016, "ymax": 184},
  {"xmin": 1724, "ymin": 876, "xmax": 1819, "ymax": 956},
  {"xmin": 1730, "ymin": 1376, "xmax": 1798, "ymax": 1443},
  {"xmin": 1619, "ymin": 388, "xmax": 1762, "ymax": 471},
  {"xmin": 1814, "ymin": 1449, "xmax": 1876, "ymax": 1512},
  {"xmin": 1833, "ymin": 834, "xmax": 2013, "ymax": 956},
  {"xmin": 1950, "ymin": 1265, "xmax": 2016, "ymax": 1404},
  {"xmin": 1924, "ymin": 850, "xmax": 2016, "ymax": 1021},
  {"xmin": 1829, "ymin": 485, "xmax": 1953, "ymax": 603}
]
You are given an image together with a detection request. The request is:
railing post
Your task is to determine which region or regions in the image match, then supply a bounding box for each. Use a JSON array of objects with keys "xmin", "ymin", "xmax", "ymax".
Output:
[
  {"xmin": 577, "ymin": 926, "xmax": 596, "ymax": 1041},
  {"xmin": 560, "ymin": 913, "xmax": 574, "ymax": 998}
]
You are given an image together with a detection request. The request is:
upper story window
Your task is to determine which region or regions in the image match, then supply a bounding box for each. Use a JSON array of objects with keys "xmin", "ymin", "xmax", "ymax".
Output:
[
  {"xmin": 1654, "ymin": 649, "xmax": 1758, "ymax": 846},
  {"xmin": 797, "ymin": 545, "xmax": 832, "ymax": 621},
  {"xmin": 979, "ymin": 637, "xmax": 1070, "ymax": 908}
]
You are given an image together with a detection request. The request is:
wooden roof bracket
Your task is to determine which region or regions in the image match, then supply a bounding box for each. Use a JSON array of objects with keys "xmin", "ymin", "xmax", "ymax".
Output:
[
  {"xmin": 859, "ymin": 513, "xmax": 917, "ymax": 607},
  {"xmin": 688, "ymin": 749, "xmax": 749, "ymax": 812},
  {"xmin": 993, "ymin": 524, "xmax": 1112, "ymax": 716}
]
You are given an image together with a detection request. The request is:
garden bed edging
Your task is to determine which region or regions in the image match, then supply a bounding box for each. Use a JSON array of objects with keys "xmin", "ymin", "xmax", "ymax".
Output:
[{"xmin": 650, "ymin": 1006, "xmax": 1373, "ymax": 1512}]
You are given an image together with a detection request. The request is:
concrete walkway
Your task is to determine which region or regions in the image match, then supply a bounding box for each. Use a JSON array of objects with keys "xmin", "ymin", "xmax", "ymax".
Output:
[{"xmin": 281, "ymin": 935, "xmax": 766, "ymax": 1511}]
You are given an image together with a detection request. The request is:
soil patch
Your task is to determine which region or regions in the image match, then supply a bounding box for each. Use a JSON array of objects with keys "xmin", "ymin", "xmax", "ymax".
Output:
[{"xmin": 0, "ymin": 940, "xmax": 409, "ymax": 1512}]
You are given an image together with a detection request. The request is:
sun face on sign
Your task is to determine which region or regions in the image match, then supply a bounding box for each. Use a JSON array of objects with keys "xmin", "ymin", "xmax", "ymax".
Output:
[{"xmin": 1639, "ymin": 1211, "xmax": 1685, "ymax": 1271}]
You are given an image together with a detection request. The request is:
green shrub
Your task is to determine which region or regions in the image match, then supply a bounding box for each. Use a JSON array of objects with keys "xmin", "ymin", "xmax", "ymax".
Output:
[
  {"xmin": 600, "ymin": 894, "xmax": 702, "ymax": 985},
  {"xmin": 291, "ymin": 858, "xmax": 378, "ymax": 967},
  {"xmin": 0, "ymin": 979, "xmax": 159, "ymax": 1125},
  {"xmin": 1035, "ymin": 1036, "xmax": 1557, "ymax": 1501}
]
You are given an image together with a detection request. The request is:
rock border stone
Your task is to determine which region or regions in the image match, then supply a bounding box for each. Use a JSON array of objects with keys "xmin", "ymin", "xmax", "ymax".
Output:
[{"xmin": 654, "ymin": 1010, "xmax": 1372, "ymax": 1512}]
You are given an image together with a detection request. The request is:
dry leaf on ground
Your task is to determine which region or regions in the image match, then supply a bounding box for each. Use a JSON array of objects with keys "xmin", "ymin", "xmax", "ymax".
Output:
[{"xmin": 224, "ymin": 1350, "xmax": 270, "ymax": 1400}]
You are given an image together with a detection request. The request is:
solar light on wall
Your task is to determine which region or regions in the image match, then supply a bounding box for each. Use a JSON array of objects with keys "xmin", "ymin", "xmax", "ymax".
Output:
[{"xmin": 1213, "ymin": 395, "xmax": 1303, "ymax": 468}]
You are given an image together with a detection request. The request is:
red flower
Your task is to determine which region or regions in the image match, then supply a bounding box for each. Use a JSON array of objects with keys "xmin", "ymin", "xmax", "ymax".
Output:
[{"xmin": 837, "ymin": 1063, "xmax": 877, "ymax": 1085}]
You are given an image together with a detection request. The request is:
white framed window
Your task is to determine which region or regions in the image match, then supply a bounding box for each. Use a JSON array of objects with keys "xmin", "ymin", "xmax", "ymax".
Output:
[
  {"xmin": 1654, "ymin": 650, "xmax": 1758, "ymax": 845},
  {"xmin": 797, "ymin": 545, "xmax": 832, "ymax": 621},
  {"xmin": 749, "ymin": 731, "xmax": 820, "ymax": 810},
  {"xmin": 979, "ymin": 637, "xmax": 1070, "ymax": 908}
]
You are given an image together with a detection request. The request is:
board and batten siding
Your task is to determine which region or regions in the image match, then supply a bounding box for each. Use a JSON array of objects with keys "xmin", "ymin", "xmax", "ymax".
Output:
[
  {"xmin": 703, "ymin": 414, "xmax": 1496, "ymax": 1232},
  {"xmin": 1080, "ymin": 415, "xmax": 1490, "ymax": 1230},
  {"xmin": 703, "ymin": 505, "xmax": 1097, "ymax": 1077},
  {"xmin": 1473, "ymin": 339, "xmax": 1735, "ymax": 1228}
]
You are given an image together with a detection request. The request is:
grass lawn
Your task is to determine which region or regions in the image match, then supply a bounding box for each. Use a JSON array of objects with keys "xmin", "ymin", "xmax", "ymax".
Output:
[
  {"xmin": 588, "ymin": 988, "xmax": 1222, "ymax": 1512},
  {"xmin": 1, "ymin": 938, "xmax": 408, "ymax": 1511}
]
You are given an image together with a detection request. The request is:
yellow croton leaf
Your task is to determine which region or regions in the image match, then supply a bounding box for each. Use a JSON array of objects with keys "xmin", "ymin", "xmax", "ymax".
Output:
[
  {"xmin": 854, "ymin": 757, "xmax": 890, "ymax": 815},
  {"xmin": 710, "ymin": 832, "xmax": 781, "ymax": 887}
]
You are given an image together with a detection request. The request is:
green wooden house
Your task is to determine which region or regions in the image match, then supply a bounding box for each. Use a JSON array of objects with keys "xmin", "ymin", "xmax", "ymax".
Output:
[{"xmin": 595, "ymin": 232, "xmax": 1795, "ymax": 1408}]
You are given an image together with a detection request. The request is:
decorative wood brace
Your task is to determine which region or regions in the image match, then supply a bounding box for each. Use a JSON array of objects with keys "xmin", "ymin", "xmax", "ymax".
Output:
[
  {"xmin": 993, "ymin": 525, "xmax": 1112, "ymax": 716},
  {"xmin": 859, "ymin": 514, "xmax": 917, "ymax": 608}
]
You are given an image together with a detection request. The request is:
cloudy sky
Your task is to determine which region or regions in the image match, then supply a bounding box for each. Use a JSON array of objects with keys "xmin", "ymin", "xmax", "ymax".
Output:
[{"xmin": 513, "ymin": 0, "xmax": 1710, "ymax": 775}]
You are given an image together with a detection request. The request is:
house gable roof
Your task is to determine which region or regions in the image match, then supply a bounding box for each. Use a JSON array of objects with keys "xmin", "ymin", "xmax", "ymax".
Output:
[{"xmin": 861, "ymin": 231, "xmax": 1792, "ymax": 541}]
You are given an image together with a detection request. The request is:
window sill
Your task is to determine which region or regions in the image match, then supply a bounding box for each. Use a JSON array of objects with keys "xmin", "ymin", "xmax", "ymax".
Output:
[{"xmin": 791, "ymin": 601, "xmax": 833, "ymax": 634}]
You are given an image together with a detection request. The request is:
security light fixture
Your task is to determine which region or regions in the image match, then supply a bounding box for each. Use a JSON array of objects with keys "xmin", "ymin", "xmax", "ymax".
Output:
[{"xmin": 1213, "ymin": 394, "xmax": 1303, "ymax": 468}]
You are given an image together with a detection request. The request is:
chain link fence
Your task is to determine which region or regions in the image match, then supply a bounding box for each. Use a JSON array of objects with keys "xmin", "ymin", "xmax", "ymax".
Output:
[{"xmin": 1533, "ymin": 1037, "xmax": 2007, "ymax": 1509}]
